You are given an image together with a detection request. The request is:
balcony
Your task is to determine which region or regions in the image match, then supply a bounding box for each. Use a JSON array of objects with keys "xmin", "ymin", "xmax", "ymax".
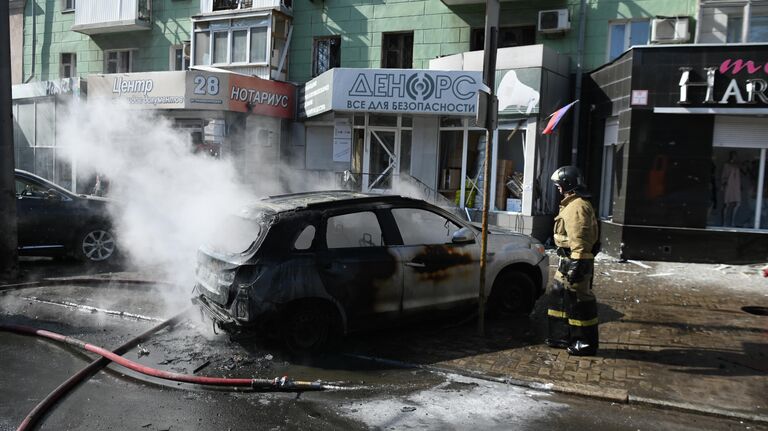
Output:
[
  {"xmin": 200, "ymin": 0, "xmax": 292, "ymax": 16},
  {"xmin": 71, "ymin": 0, "xmax": 152, "ymax": 35}
]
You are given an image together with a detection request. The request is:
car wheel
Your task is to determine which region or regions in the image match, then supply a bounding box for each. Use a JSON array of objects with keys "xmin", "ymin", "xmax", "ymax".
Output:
[
  {"xmin": 282, "ymin": 302, "xmax": 338, "ymax": 353},
  {"xmin": 76, "ymin": 227, "xmax": 117, "ymax": 263},
  {"xmin": 489, "ymin": 270, "xmax": 536, "ymax": 316}
]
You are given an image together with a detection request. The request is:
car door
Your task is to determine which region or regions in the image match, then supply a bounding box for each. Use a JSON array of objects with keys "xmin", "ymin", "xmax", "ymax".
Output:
[
  {"xmin": 316, "ymin": 209, "xmax": 403, "ymax": 330},
  {"xmin": 388, "ymin": 206, "xmax": 481, "ymax": 312},
  {"xmin": 15, "ymin": 176, "xmax": 71, "ymax": 249}
]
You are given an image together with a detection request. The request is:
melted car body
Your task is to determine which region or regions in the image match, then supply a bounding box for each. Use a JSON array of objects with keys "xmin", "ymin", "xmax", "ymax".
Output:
[{"xmin": 192, "ymin": 192, "xmax": 548, "ymax": 348}]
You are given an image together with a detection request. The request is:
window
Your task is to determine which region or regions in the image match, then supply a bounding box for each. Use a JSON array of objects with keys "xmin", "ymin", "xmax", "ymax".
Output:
[
  {"xmin": 170, "ymin": 43, "xmax": 190, "ymax": 71},
  {"xmin": 326, "ymin": 212, "xmax": 383, "ymax": 248},
  {"xmin": 62, "ymin": 0, "xmax": 75, "ymax": 12},
  {"xmin": 608, "ymin": 20, "xmax": 650, "ymax": 61},
  {"xmin": 60, "ymin": 53, "xmax": 76, "ymax": 78},
  {"xmin": 16, "ymin": 178, "xmax": 52, "ymax": 199},
  {"xmin": 470, "ymin": 26, "xmax": 536, "ymax": 51},
  {"xmin": 294, "ymin": 225, "xmax": 316, "ymax": 250},
  {"xmin": 193, "ymin": 17, "xmax": 269, "ymax": 66},
  {"xmin": 104, "ymin": 50, "xmax": 133, "ymax": 73},
  {"xmin": 710, "ymin": 116, "xmax": 768, "ymax": 229},
  {"xmin": 392, "ymin": 208, "xmax": 460, "ymax": 245},
  {"xmin": 382, "ymin": 32, "xmax": 413, "ymax": 69},
  {"xmin": 727, "ymin": 15, "xmax": 768, "ymax": 42},
  {"xmin": 312, "ymin": 36, "xmax": 341, "ymax": 77}
]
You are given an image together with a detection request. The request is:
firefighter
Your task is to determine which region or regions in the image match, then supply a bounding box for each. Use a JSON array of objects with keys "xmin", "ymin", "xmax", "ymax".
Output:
[{"xmin": 545, "ymin": 165, "xmax": 599, "ymax": 356}]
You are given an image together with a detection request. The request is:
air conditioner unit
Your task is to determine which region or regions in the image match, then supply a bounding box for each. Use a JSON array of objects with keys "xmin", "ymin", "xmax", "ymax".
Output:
[
  {"xmin": 538, "ymin": 9, "xmax": 570, "ymax": 33},
  {"xmin": 651, "ymin": 17, "xmax": 690, "ymax": 43}
]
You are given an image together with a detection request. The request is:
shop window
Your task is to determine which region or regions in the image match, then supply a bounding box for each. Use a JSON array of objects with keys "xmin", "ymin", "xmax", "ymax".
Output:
[
  {"xmin": 382, "ymin": 32, "xmax": 413, "ymax": 69},
  {"xmin": 62, "ymin": 0, "xmax": 75, "ymax": 12},
  {"xmin": 105, "ymin": 50, "xmax": 133, "ymax": 74},
  {"xmin": 193, "ymin": 17, "xmax": 269, "ymax": 66},
  {"xmin": 170, "ymin": 43, "xmax": 190, "ymax": 71},
  {"xmin": 710, "ymin": 148, "xmax": 767, "ymax": 229},
  {"xmin": 60, "ymin": 53, "xmax": 76, "ymax": 78},
  {"xmin": 313, "ymin": 36, "xmax": 341, "ymax": 77},
  {"xmin": 369, "ymin": 114, "xmax": 397, "ymax": 127},
  {"xmin": 439, "ymin": 130, "xmax": 464, "ymax": 202},
  {"xmin": 326, "ymin": 212, "xmax": 383, "ymax": 248},
  {"xmin": 493, "ymin": 130, "xmax": 525, "ymax": 212},
  {"xmin": 608, "ymin": 20, "xmax": 649, "ymax": 61},
  {"xmin": 470, "ymin": 26, "xmax": 535, "ymax": 51},
  {"xmin": 400, "ymin": 130, "xmax": 412, "ymax": 175}
]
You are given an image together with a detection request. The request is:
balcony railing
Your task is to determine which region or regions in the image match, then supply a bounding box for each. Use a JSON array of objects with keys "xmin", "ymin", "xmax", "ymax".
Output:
[
  {"xmin": 72, "ymin": 0, "xmax": 151, "ymax": 35},
  {"xmin": 200, "ymin": 0, "xmax": 292, "ymax": 14}
]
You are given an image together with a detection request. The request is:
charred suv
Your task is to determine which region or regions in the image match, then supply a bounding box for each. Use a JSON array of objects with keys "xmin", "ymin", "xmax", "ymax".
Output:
[{"xmin": 192, "ymin": 192, "xmax": 548, "ymax": 351}]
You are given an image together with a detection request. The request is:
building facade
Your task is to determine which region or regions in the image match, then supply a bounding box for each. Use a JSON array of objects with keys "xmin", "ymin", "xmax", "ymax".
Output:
[{"xmin": 289, "ymin": 0, "xmax": 696, "ymax": 240}]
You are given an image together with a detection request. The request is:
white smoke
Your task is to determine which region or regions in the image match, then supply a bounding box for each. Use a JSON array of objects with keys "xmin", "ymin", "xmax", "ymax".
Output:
[
  {"xmin": 57, "ymin": 100, "xmax": 268, "ymax": 297},
  {"xmin": 55, "ymin": 100, "xmax": 438, "ymax": 315}
]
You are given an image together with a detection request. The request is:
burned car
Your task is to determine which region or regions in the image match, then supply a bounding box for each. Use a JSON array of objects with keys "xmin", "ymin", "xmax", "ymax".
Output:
[{"xmin": 192, "ymin": 192, "xmax": 548, "ymax": 351}]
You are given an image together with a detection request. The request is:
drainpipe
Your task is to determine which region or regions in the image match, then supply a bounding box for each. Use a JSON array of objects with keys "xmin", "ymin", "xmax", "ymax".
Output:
[
  {"xmin": 694, "ymin": 0, "xmax": 703, "ymax": 43},
  {"xmin": 570, "ymin": 0, "xmax": 587, "ymax": 166},
  {"xmin": 24, "ymin": 0, "xmax": 35, "ymax": 83},
  {"xmin": 742, "ymin": 0, "xmax": 751, "ymax": 43}
]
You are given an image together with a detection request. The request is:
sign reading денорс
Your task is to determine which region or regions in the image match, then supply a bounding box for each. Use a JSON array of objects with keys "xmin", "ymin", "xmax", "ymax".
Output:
[
  {"xmin": 299, "ymin": 68, "xmax": 484, "ymax": 118},
  {"xmin": 87, "ymin": 71, "xmax": 295, "ymax": 119}
]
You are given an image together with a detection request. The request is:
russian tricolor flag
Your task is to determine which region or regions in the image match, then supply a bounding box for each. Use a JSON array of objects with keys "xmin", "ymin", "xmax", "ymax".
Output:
[{"xmin": 542, "ymin": 100, "xmax": 579, "ymax": 135}]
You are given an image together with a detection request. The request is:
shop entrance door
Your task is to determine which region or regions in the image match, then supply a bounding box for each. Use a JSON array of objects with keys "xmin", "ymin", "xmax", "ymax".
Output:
[{"xmin": 363, "ymin": 128, "xmax": 399, "ymax": 192}]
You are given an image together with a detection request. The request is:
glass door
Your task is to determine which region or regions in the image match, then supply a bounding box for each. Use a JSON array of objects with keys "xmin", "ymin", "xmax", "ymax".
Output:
[{"xmin": 363, "ymin": 128, "xmax": 399, "ymax": 192}]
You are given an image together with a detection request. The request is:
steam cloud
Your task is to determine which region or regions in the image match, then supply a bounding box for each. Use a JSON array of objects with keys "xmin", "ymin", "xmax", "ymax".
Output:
[{"xmin": 56, "ymin": 99, "xmax": 435, "ymax": 312}]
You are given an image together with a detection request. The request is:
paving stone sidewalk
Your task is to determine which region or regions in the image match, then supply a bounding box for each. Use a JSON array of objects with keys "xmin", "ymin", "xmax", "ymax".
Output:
[{"xmin": 347, "ymin": 256, "xmax": 768, "ymax": 425}]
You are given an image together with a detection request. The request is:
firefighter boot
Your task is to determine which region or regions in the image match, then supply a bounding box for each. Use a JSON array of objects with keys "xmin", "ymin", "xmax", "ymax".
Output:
[
  {"xmin": 566, "ymin": 299, "xmax": 599, "ymax": 356},
  {"xmin": 545, "ymin": 280, "xmax": 570, "ymax": 348}
]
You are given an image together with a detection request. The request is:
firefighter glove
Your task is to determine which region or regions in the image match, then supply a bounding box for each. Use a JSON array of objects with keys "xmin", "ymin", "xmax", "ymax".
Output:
[{"xmin": 566, "ymin": 259, "xmax": 589, "ymax": 283}]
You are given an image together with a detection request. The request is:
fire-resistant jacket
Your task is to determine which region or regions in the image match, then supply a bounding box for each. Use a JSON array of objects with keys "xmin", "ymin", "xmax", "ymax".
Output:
[{"xmin": 553, "ymin": 194, "xmax": 598, "ymax": 260}]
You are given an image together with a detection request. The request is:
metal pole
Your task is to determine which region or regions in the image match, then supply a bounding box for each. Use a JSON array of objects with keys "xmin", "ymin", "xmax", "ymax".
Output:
[
  {"xmin": 478, "ymin": 0, "xmax": 499, "ymax": 336},
  {"xmin": 0, "ymin": 0, "xmax": 19, "ymax": 281},
  {"xmin": 571, "ymin": 0, "xmax": 587, "ymax": 166}
]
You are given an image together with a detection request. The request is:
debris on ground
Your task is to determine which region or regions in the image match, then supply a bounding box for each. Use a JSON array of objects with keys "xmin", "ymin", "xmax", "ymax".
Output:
[
  {"xmin": 401, "ymin": 406, "xmax": 417, "ymax": 412},
  {"xmin": 192, "ymin": 360, "xmax": 211, "ymax": 374},
  {"xmin": 627, "ymin": 260, "xmax": 652, "ymax": 269},
  {"xmin": 137, "ymin": 345, "xmax": 150, "ymax": 358}
]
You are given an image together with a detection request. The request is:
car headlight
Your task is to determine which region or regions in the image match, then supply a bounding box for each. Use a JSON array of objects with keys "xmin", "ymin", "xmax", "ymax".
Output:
[{"xmin": 530, "ymin": 242, "xmax": 545, "ymax": 255}]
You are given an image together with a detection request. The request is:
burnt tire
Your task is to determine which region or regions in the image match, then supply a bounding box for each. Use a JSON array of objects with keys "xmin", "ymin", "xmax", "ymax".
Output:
[
  {"xmin": 75, "ymin": 227, "xmax": 117, "ymax": 263},
  {"xmin": 281, "ymin": 302, "xmax": 339, "ymax": 354},
  {"xmin": 489, "ymin": 270, "xmax": 537, "ymax": 317}
]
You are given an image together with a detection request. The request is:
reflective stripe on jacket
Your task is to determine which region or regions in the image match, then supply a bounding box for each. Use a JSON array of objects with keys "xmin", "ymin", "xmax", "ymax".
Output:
[{"xmin": 553, "ymin": 194, "xmax": 598, "ymax": 260}]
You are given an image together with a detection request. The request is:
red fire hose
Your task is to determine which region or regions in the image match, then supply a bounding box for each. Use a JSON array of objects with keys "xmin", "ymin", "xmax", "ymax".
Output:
[
  {"xmin": 14, "ymin": 312, "xmax": 188, "ymax": 431},
  {"xmin": 0, "ymin": 323, "xmax": 327, "ymax": 389}
]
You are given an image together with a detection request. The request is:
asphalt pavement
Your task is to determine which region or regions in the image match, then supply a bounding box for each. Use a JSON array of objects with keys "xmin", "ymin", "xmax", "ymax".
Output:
[{"xmin": 1, "ymin": 254, "xmax": 767, "ymax": 428}]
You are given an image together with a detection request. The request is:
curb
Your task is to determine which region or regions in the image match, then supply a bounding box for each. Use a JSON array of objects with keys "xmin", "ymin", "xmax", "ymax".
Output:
[
  {"xmin": 0, "ymin": 276, "xmax": 177, "ymax": 292},
  {"xmin": 346, "ymin": 353, "xmax": 768, "ymax": 425}
]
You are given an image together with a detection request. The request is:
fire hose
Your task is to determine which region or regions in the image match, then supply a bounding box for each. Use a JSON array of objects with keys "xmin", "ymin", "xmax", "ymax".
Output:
[{"xmin": 0, "ymin": 320, "xmax": 330, "ymax": 430}]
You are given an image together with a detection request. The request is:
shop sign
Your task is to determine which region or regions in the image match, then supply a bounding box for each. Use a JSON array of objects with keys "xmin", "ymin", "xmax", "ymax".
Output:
[
  {"xmin": 228, "ymin": 74, "xmax": 294, "ymax": 119},
  {"xmin": 332, "ymin": 118, "xmax": 352, "ymax": 162},
  {"xmin": 299, "ymin": 68, "xmax": 484, "ymax": 117},
  {"xmin": 88, "ymin": 71, "xmax": 296, "ymax": 119},
  {"xmin": 12, "ymin": 78, "xmax": 83, "ymax": 99},
  {"xmin": 678, "ymin": 58, "xmax": 768, "ymax": 106}
]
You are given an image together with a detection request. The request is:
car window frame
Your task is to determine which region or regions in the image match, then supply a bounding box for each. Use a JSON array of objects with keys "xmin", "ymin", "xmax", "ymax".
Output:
[
  {"xmin": 15, "ymin": 173, "xmax": 73, "ymax": 202},
  {"xmin": 388, "ymin": 205, "xmax": 466, "ymax": 246},
  {"xmin": 290, "ymin": 222, "xmax": 318, "ymax": 253},
  {"xmin": 319, "ymin": 206, "xmax": 395, "ymax": 251}
]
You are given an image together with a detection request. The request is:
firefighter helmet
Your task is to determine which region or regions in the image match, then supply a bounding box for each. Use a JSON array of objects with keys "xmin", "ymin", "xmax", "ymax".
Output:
[{"xmin": 550, "ymin": 165, "xmax": 583, "ymax": 193}]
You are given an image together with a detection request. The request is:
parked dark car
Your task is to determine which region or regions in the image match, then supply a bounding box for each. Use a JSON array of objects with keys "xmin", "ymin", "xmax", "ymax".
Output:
[
  {"xmin": 14, "ymin": 169, "xmax": 117, "ymax": 263},
  {"xmin": 192, "ymin": 192, "xmax": 548, "ymax": 351}
]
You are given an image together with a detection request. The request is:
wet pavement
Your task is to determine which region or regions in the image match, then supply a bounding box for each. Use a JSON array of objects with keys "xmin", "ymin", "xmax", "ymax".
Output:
[{"xmin": 0, "ymin": 257, "xmax": 766, "ymax": 430}]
